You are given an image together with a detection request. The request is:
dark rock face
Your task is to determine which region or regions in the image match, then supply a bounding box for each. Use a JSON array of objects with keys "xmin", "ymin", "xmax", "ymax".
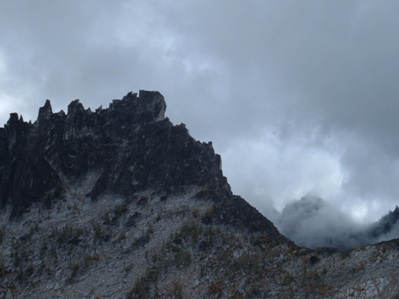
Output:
[
  {"xmin": 216, "ymin": 194, "xmax": 284, "ymax": 239},
  {"xmin": 0, "ymin": 90, "xmax": 231, "ymax": 217},
  {"xmin": 368, "ymin": 206, "xmax": 399, "ymax": 239}
]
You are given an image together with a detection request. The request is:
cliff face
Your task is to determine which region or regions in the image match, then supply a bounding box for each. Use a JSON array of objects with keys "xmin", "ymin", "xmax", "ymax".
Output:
[{"xmin": 0, "ymin": 91, "xmax": 230, "ymax": 217}]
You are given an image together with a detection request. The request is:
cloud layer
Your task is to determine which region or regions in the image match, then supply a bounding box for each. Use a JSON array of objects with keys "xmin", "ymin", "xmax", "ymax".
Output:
[
  {"xmin": 272, "ymin": 196, "xmax": 399, "ymax": 249},
  {"xmin": 1, "ymin": 1, "xmax": 399, "ymax": 230}
]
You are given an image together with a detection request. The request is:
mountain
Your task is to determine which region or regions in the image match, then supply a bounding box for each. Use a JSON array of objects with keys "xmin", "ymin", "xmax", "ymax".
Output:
[
  {"xmin": 1, "ymin": 91, "xmax": 399, "ymax": 298},
  {"xmin": 366, "ymin": 206, "xmax": 399, "ymax": 243}
]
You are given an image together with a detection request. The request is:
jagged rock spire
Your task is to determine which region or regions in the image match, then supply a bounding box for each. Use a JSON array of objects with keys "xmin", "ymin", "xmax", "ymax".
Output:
[
  {"xmin": 0, "ymin": 91, "xmax": 231, "ymax": 217},
  {"xmin": 37, "ymin": 99, "xmax": 53, "ymax": 122}
]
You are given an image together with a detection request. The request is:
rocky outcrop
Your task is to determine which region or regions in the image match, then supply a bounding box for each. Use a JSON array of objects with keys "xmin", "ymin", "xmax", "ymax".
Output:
[
  {"xmin": 366, "ymin": 206, "xmax": 399, "ymax": 241},
  {"xmin": 0, "ymin": 90, "xmax": 230, "ymax": 217}
]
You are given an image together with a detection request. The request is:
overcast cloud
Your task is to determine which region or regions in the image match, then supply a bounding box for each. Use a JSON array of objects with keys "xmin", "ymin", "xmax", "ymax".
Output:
[{"xmin": 1, "ymin": 1, "xmax": 399, "ymax": 236}]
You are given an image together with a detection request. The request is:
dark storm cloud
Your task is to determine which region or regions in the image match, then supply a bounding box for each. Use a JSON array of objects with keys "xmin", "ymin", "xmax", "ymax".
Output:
[{"xmin": 1, "ymin": 0, "xmax": 399, "ymax": 230}]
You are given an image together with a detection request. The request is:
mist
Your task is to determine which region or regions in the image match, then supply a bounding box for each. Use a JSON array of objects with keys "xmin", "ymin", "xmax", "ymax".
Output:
[{"xmin": 268, "ymin": 196, "xmax": 399, "ymax": 249}]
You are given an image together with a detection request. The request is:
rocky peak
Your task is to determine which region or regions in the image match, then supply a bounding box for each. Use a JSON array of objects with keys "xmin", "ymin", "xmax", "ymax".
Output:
[
  {"xmin": 0, "ymin": 90, "xmax": 230, "ymax": 217},
  {"xmin": 367, "ymin": 205, "xmax": 399, "ymax": 239},
  {"xmin": 37, "ymin": 99, "xmax": 53, "ymax": 122}
]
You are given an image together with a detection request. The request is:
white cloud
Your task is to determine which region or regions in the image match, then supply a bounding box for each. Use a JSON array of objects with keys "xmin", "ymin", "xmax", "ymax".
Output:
[{"xmin": 221, "ymin": 128, "xmax": 345, "ymax": 212}]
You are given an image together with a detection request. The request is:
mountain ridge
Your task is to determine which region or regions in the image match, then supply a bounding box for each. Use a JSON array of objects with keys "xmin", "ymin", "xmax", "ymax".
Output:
[
  {"xmin": 0, "ymin": 91, "xmax": 231, "ymax": 218},
  {"xmin": 1, "ymin": 90, "xmax": 399, "ymax": 298}
]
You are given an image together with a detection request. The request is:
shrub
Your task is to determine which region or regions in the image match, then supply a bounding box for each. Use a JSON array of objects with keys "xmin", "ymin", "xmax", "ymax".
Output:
[
  {"xmin": 84, "ymin": 254, "xmax": 100, "ymax": 269},
  {"xmin": 70, "ymin": 262, "xmax": 80, "ymax": 279},
  {"xmin": 118, "ymin": 230, "xmax": 126, "ymax": 241},
  {"xmin": 209, "ymin": 281, "xmax": 222, "ymax": 296},
  {"xmin": 0, "ymin": 226, "xmax": 5, "ymax": 244},
  {"xmin": 102, "ymin": 212, "xmax": 112, "ymax": 225},
  {"xmin": 137, "ymin": 196, "xmax": 149, "ymax": 206},
  {"xmin": 127, "ymin": 276, "xmax": 151, "ymax": 299},
  {"xmin": 114, "ymin": 204, "xmax": 128, "ymax": 218},
  {"xmin": 192, "ymin": 208, "xmax": 200, "ymax": 219}
]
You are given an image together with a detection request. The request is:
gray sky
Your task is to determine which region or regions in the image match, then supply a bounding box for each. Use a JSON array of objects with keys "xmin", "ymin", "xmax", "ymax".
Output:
[{"xmin": 1, "ymin": 0, "xmax": 399, "ymax": 225}]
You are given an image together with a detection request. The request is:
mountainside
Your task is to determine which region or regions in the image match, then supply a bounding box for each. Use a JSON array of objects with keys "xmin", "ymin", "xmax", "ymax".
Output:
[
  {"xmin": 367, "ymin": 206, "xmax": 399, "ymax": 242},
  {"xmin": 1, "ymin": 91, "xmax": 399, "ymax": 298}
]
